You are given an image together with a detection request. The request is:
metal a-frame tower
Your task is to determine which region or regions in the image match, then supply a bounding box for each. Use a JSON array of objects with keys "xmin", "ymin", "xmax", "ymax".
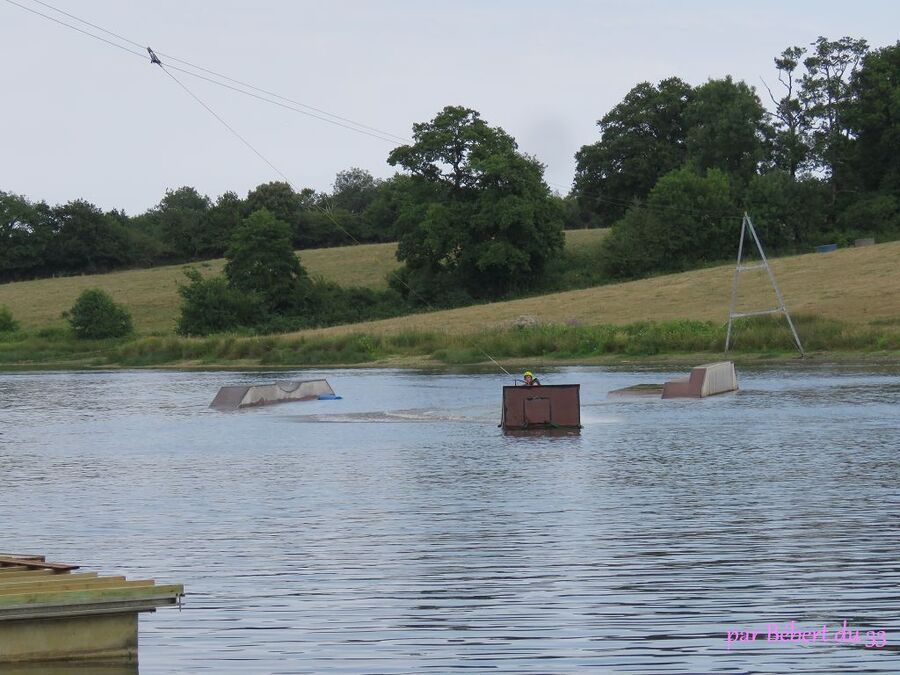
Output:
[{"xmin": 725, "ymin": 213, "xmax": 804, "ymax": 356}]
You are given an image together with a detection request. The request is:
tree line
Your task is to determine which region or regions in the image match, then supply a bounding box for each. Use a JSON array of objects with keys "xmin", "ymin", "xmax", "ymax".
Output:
[
  {"xmin": 175, "ymin": 105, "xmax": 567, "ymax": 335},
  {"xmin": 1, "ymin": 36, "xmax": 898, "ymax": 321},
  {"xmin": 0, "ymin": 167, "xmax": 397, "ymax": 283},
  {"xmin": 575, "ymin": 37, "xmax": 899, "ymax": 277}
]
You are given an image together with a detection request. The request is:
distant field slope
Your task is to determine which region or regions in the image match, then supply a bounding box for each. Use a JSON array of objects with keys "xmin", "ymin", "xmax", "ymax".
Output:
[
  {"xmin": 293, "ymin": 240, "xmax": 900, "ymax": 337},
  {"xmin": 0, "ymin": 229, "xmax": 608, "ymax": 334}
]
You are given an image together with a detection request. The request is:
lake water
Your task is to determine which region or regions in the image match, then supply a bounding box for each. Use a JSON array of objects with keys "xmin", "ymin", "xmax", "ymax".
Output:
[{"xmin": 1, "ymin": 365, "xmax": 899, "ymax": 674}]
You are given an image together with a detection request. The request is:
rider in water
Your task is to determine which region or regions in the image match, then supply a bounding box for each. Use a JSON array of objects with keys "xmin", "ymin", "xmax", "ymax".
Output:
[{"xmin": 522, "ymin": 371, "xmax": 541, "ymax": 386}]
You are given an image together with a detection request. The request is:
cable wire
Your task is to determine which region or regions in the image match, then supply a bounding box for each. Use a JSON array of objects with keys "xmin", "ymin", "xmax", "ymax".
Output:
[
  {"xmin": 8, "ymin": 0, "xmax": 743, "ymax": 222},
  {"xmin": 156, "ymin": 61, "xmax": 512, "ymax": 377},
  {"xmin": 29, "ymin": 0, "xmax": 410, "ymax": 143},
  {"xmin": 159, "ymin": 66, "xmax": 295, "ymax": 185},
  {"xmin": 5, "ymin": 0, "xmax": 511, "ymax": 375},
  {"xmin": 8, "ymin": 0, "xmax": 410, "ymax": 145},
  {"xmin": 161, "ymin": 62, "xmax": 405, "ymax": 145},
  {"xmin": 3, "ymin": 0, "xmax": 146, "ymax": 60}
]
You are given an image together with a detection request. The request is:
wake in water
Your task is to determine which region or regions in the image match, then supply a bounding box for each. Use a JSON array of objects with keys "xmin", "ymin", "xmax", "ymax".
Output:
[
  {"xmin": 287, "ymin": 406, "xmax": 625, "ymax": 425},
  {"xmin": 288, "ymin": 407, "xmax": 498, "ymax": 424}
]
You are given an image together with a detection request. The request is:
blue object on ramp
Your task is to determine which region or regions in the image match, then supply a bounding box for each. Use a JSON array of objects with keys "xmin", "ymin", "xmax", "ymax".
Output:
[{"xmin": 318, "ymin": 394, "xmax": 343, "ymax": 400}]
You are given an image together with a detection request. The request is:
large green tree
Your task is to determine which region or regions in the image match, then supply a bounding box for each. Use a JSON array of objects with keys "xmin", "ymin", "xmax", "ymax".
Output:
[
  {"xmin": 599, "ymin": 168, "xmax": 737, "ymax": 278},
  {"xmin": 330, "ymin": 167, "xmax": 381, "ymax": 214},
  {"xmin": 205, "ymin": 191, "xmax": 245, "ymax": 255},
  {"xmin": 574, "ymin": 77, "xmax": 694, "ymax": 225},
  {"xmin": 388, "ymin": 105, "xmax": 564, "ymax": 302},
  {"xmin": 846, "ymin": 42, "xmax": 900, "ymax": 194},
  {"xmin": 244, "ymin": 181, "xmax": 301, "ymax": 226},
  {"xmin": 224, "ymin": 208, "xmax": 310, "ymax": 312},
  {"xmin": 684, "ymin": 76, "xmax": 771, "ymax": 184},
  {"xmin": 153, "ymin": 186, "xmax": 213, "ymax": 260},
  {"xmin": 176, "ymin": 269, "xmax": 264, "ymax": 336},
  {"xmin": 0, "ymin": 192, "xmax": 50, "ymax": 281},
  {"xmin": 800, "ymin": 36, "xmax": 869, "ymax": 210},
  {"xmin": 838, "ymin": 42, "xmax": 900, "ymax": 237},
  {"xmin": 762, "ymin": 47, "xmax": 812, "ymax": 178},
  {"xmin": 360, "ymin": 174, "xmax": 415, "ymax": 242},
  {"xmin": 743, "ymin": 172, "xmax": 829, "ymax": 249},
  {"xmin": 46, "ymin": 200, "xmax": 132, "ymax": 274}
]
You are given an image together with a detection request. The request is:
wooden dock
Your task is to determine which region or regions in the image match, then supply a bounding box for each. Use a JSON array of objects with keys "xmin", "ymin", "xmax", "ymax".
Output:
[{"xmin": 0, "ymin": 554, "xmax": 183, "ymax": 665}]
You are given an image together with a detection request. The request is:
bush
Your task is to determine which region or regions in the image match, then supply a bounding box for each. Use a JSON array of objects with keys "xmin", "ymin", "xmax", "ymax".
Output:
[
  {"xmin": 224, "ymin": 208, "xmax": 311, "ymax": 313},
  {"xmin": 305, "ymin": 280, "xmax": 406, "ymax": 325},
  {"xmin": 838, "ymin": 193, "xmax": 900, "ymax": 236},
  {"xmin": 0, "ymin": 306, "xmax": 19, "ymax": 333},
  {"xmin": 65, "ymin": 289, "xmax": 133, "ymax": 339},
  {"xmin": 176, "ymin": 268, "xmax": 266, "ymax": 336},
  {"xmin": 743, "ymin": 173, "xmax": 830, "ymax": 250},
  {"xmin": 599, "ymin": 167, "xmax": 737, "ymax": 279}
]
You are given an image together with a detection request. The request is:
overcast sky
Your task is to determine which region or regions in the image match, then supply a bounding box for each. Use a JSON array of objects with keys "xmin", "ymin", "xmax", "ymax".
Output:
[{"xmin": 2, "ymin": 0, "xmax": 898, "ymax": 214}]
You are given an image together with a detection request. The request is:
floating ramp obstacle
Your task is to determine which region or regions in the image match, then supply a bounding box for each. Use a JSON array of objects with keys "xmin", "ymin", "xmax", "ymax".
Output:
[
  {"xmin": 500, "ymin": 384, "xmax": 582, "ymax": 430},
  {"xmin": 0, "ymin": 554, "xmax": 183, "ymax": 665},
  {"xmin": 661, "ymin": 361, "xmax": 738, "ymax": 399},
  {"xmin": 210, "ymin": 379, "xmax": 335, "ymax": 411}
]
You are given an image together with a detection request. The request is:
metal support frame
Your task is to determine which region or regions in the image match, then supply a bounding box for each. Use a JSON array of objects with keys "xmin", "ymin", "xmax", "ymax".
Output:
[{"xmin": 726, "ymin": 213, "xmax": 804, "ymax": 356}]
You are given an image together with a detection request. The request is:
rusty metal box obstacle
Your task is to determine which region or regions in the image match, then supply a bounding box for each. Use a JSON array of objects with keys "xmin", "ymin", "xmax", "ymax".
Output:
[{"xmin": 500, "ymin": 384, "xmax": 581, "ymax": 430}]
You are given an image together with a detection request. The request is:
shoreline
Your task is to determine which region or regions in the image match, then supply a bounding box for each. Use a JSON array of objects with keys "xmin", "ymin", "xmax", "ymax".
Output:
[
  {"xmin": 2, "ymin": 314, "xmax": 897, "ymax": 372},
  {"xmin": 3, "ymin": 349, "xmax": 899, "ymax": 373}
]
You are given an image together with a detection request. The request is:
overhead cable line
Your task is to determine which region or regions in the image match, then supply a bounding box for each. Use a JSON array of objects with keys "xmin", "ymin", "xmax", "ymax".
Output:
[
  {"xmin": 160, "ymin": 62, "xmax": 406, "ymax": 145},
  {"xmin": 9, "ymin": 0, "xmax": 743, "ymax": 221},
  {"xmin": 4, "ymin": 0, "xmax": 146, "ymax": 60},
  {"xmin": 7, "ymin": 0, "xmax": 410, "ymax": 145},
  {"xmin": 158, "ymin": 65, "xmax": 296, "ymax": 186},
  {"xmin": 5, "ymin": 0, "xmax": 511, "ymax": 374},
  {"xmin": 150, "ymin": 56, "xmax": 512, "ymax": 377},
  {"xmin": 29, "ymin": 0, "xmax": 410, "ymax": 143}
]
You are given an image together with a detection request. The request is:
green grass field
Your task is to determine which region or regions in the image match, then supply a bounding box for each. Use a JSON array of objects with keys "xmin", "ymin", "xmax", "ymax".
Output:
[
  {"xmin": 2, "ymin": 233, "xmax": 898, "ymax": 368},
  {"xmin": 291, "ymin": 240, "xmax": 900, "ymax": 338},
  {"xmin": 0, "ymin": 229, "xmax": 608, "ymax": 335}
]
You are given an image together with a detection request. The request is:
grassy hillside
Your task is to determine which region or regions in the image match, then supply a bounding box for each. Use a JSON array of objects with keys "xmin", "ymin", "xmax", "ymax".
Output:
[
  {"xmin": 0, "ymin": 229, "xmax": 608, "ymax": 335},
  {"xmin": 292, "ymin": 240, "xmax": 900, "ymax": 338},
  {"xmin": 1, "ymin": 238, "xmax": 897, "ymax": 368}
]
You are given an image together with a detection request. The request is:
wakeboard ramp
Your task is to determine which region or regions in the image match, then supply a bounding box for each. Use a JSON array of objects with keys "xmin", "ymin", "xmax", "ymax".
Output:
[
  {"xmin": 500, "ymin": 384, "xmax": 581, "ymax": 430},
  {"xmin": 210, "ymin": 379, "xmax": 335, "ymax": 411}
]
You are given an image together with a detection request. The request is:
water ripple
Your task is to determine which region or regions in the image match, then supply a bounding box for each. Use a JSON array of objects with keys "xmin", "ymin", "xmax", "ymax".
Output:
[{"xmin": 0, "ymin": 366, "xmax": 898, "ymax": 673}]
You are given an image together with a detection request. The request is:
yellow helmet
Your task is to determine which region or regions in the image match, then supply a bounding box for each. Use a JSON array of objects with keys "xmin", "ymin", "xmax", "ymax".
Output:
[{"xmin": 524, "ymin": 371, "xmax": 533, "ymax": 378}]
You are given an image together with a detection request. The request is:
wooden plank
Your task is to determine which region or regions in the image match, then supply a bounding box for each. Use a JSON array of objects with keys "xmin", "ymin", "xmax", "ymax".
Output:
[
  {"xmin": 0, "ymin": 583, "xmax": 184, "ymax": 609},
  {"xmin": 0, "ymin": 579, "xmax": 154, "ymax": 596},
  {"xmin": 0, "ymin": 572, "xmax": 98, "ymax": 589},
  {"xmin": 0, "ymin": 579, "xmax": 163, "ymax": 603},
  {"xmin": 0, "ymin": 567, "xmax": 28, "ymax": 574},
  {"xmin": 0, "ymin": 556, "xmax": 78, "ymax": 571},
  {"xmin": 0, "ymin": 574, "xmax": 115, "ymax": 594},
  {"xmin": 0, "ymin": 554, "xmax": 45, "ymax": 562},
  {"xmin": 0, "ymin": 570, "xmax": 55, "ymax": 580}
]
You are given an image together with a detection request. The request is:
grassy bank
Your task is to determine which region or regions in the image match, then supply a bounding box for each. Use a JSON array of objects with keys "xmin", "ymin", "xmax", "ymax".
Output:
[
  {"xmin": 0, "ymin": 229, "xmax": 608, "ymax": 335},
  {"xmin": 289, "ymin": 240, "xmax": 900, "ymax": 338},
  {"xmin": 1, "ymin": 315, "xmax": 897, "ymax": 369},
  {"xmin": 2, "ymin": 236, "xmax": 896, "ymax": 369}
]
